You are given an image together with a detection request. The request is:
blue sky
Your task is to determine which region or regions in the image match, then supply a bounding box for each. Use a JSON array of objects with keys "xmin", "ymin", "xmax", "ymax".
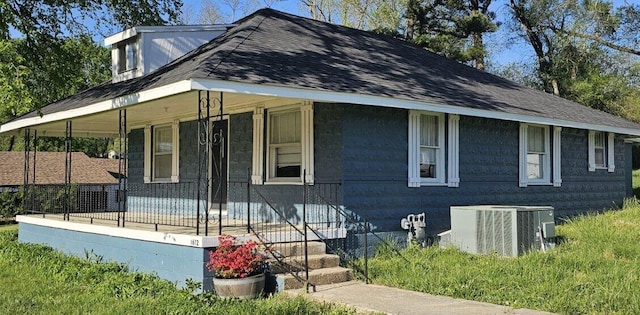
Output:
[{"xmin": 181, "ymin": 0, "xmax": 634, "ymax": 68}]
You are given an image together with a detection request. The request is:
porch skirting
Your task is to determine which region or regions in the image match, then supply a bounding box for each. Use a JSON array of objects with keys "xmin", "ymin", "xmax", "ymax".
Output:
[
  {"xmin": 17, "ymin": 215, "xmax": 218, "ymax": 290},
  {"xmin": 16, "ymin": 215, "xmax": 347, "ymax": 291}
]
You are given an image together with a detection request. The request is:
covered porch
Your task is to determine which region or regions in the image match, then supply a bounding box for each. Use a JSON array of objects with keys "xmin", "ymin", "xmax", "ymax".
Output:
[{"xmin": 7, "ymin": 86, "xmax": 353, "ymax": 291}]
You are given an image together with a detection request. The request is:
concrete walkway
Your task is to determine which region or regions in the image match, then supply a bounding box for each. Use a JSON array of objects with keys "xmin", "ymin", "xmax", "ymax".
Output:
[{"xmin": 286, "ymin": 281, "xmax": 556, "ymax": 315}]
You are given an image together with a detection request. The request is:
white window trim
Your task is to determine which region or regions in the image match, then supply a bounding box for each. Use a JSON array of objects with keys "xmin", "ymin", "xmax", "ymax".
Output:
[
  {"xmin": 408, "ymin": 111, "xmax": 458, "ymax": 187},
  {"xmin": 447, "ymin": 114, "xmax": 460, "ymax": 188},
  {"xmin": 553, "ymin": 126, "xmax": 562, "ymax": 187},
  {"xmin": 251, "ymin": 107, "xmax": 264, "ymax": 185},
  {"xmin": 519, "ymin": 123, "xmax": 551, "ymax": 187},
  {"xmin": 588, "ymin": 130, "xmax": 615, "ymax": 173},
  {"xmin": 260, "ymin": 102, "xmax": 314, "ymax": 185},
  {"xmin": 143, "ymin": 120, "xmax": 179, "ymax": 183},
  {"xmin": 608, "ymin": 132, "xmax": 615, "ymax": 173}
]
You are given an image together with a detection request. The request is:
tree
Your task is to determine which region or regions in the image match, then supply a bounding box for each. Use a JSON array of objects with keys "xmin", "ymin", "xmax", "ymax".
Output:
[
  {"xmin": 0, "ymin": 0, "xmax": 183, "ymax": 154},
  {"xmin": 505, "ymin": 0, "xmax": 640, "ymax": 122},
  {"xmin": 551, "ymin": 1, "xmax": 640, "ymax": 56},
  {"xmin": 301, "ymin": 0, "xmax": 407, "ymax": 34},
  {"xmin": 405, "ymin": 0, "xmax": 498, "ymax": 70}
]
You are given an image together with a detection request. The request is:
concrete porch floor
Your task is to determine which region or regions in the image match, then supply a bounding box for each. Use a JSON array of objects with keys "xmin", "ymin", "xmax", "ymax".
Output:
[{"xmin": 24, "ymin": 212, "xmax": 264, "ymax": 236}]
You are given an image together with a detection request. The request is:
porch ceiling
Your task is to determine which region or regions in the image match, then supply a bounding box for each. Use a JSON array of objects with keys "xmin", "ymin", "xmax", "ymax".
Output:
[{"xmin": 18, "ymin": 90, "xmax": 299, "ymax": 138}]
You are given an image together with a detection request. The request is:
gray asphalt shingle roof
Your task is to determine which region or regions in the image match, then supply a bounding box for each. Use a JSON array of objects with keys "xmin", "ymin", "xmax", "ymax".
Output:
[
  {"xmin": 11, "ymin": 8, "xmax": 640, "ymax": 132},
  {"xmin": 0, "ymin": 152, "xmax": 123, "ymax": 186}
]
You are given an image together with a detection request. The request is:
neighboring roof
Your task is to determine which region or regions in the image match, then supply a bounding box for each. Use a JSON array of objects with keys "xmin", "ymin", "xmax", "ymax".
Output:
[
  {"xmin": 4, "ymin": 9, "xmax": 640, "ymax": 135},
  {"xmin": 0, "ymin": 152, "xmax": 124, "ymax": 186}
]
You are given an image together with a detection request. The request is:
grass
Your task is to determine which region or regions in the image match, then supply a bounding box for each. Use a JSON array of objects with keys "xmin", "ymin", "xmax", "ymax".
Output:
[
  {"xmin": 0, "ymin": 229, "xmax": 355, "ymax": 315},
  {"xmin": 633, "ymin": 169, "xmax": 640, "ymax": 197},
  {"xmin": 0, "ymin": 224, "xmax": 17, "ymax": 233},
  {"xmin": 364, "ymin": 199, "xmax": 640, "ymax": 314}
]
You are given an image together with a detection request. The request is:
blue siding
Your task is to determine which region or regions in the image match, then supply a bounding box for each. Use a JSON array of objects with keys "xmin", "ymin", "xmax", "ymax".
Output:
[
  {"xmin": 18, "ymin": 222, "xmax": 215, "ymax": 290},
  {"xmin": 126, "ymin": 121, "xmax": 204, "ymax": 215},
  {"xmin": 331, "ymin": 104, "xmax": 628, "ymax": 234},
  {"xmin": 128, "ymin": 120, "xmax": 205, "ymax": 184},
  {"xmin": 126, "ymin": 104, "xmax": 629, "ymax": 235},
  {"xmin": 229, "ymin": 112, "xmax": 253, "ymax": 181},
  {"xmin": 128, "ymin": 129, "xmax": 144, "ymax": 184},
  {"xmin": 314, "ymin": 104, "xmax": 344, "ymax": 183},
  {"xmin": 179, "ymin": 120, "xmax": 204, "ymax": 181}
]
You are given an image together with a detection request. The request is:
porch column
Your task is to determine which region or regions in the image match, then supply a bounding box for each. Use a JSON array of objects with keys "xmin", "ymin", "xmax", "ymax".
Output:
[
  {"xmin": 22, "ymin": 129, "xmax": 38, "ymax": 216},
  {"xmin": 64, "ymin": 121, "xmax": 72, "ymax": 221},
  {"xmin": 118, "ymin": 109, "xmax": 127, "ymax": 227},
  {"xmin": 197, "ymin": 90, "xmax": 211, "ymax": 236},
  {"xmin": 216, "ymin": 92, "xmax": 224, "ymax": 235}
]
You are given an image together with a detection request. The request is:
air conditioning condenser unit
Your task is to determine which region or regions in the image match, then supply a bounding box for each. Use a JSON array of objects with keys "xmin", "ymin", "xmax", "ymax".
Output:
[{"xmin": 449, "ymin": 205, "xmax": 556, "ymax": 257}]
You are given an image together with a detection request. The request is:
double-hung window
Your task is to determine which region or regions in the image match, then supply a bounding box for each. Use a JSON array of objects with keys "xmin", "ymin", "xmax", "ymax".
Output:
[
  {"xmin": 588, "ymin": 130, "xmax": 615, "ymax": 172},
  {"xmin": 153, "ymin": 125, "xmax": 173, "ymax": 181},
  {"xmin": 117, "ymin": 38, "xmax": 137, "ymax": 73},
  {"xmin": 408, "ymin": 111, "xmax": 459, "ymax": 187},
  {"xmin": 268, "ymin": 110, "xmax": 302, "ymax": 179},
  {"xmin": 526, "ymin": 125, "xmax": 548, "ymax": 181},
  {"xmin": 253, "ymin": 102, "xmax": 314, "ymax": 184},
  {"xmin": 144, "ymin": 121, "xmax": 179, "ymax": 183},
  {"xmin": 519, "ymin": 123, "xmax": 562, "ymax": 187}
]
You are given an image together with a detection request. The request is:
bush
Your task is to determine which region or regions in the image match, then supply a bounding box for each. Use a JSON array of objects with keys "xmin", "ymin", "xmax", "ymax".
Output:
[{"xmin": 0, "ymin": 189, "xmax": 22, "ymax": 222}]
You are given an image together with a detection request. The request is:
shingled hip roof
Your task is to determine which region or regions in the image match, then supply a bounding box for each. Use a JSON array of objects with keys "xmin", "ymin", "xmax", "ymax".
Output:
[
  {"xmin": 2, "ymin": 8, "xmax": 639, "ymax": 136},
  {"xmin": 0, "ymin": 152, "xmax": 123, "ymax": 186}
]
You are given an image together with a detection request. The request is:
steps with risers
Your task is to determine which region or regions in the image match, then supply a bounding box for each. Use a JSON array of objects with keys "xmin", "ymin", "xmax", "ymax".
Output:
[
  {"xmin": 269, "ymin": 254, "xmax": 340, "ymax": 273},
  {"xmin": 276, "ymin": 266, "xmax": 355, "ymax": 291},
  {"xmin": 266, "ymin": 241, "xmax": 354, "ymax": 292},
  {"xmin": 268, "ymin": 241, "xmax": 327, "ymax": 257}
]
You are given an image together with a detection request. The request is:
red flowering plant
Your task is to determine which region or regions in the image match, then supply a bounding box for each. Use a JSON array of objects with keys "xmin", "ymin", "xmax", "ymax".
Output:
[{"xmin": 206, "ymin": 234, "xmax": 266, "ymax": 279}]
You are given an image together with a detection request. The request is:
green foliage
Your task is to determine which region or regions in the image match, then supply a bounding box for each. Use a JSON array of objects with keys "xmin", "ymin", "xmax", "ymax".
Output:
[
  {"xmin": 0, "ymin": 190, "xmax": 22, "ymax": 222},
  {"xmin": 366, "ymin": 203, "xmax": 640, "ymax": 314},
  {"xmin": 0, "ymin": 229, "xmax": 356, "ymax": 314},
  {"xmin": 0, "ymin": 1, "xmax": 182, "ymax": 153},
  {"xmin": 406, "ymin": 0, "xmax": 498, "ymax": 69},
  {"xmin": 0, "ymin": 40, "xmax": 33, "ymax": 123}
]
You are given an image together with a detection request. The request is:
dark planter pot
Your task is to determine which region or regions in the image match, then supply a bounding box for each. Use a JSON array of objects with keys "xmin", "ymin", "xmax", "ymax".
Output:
[{"xmin": 213, "ymin": 273, "xmax": 265, "ymax": 299}]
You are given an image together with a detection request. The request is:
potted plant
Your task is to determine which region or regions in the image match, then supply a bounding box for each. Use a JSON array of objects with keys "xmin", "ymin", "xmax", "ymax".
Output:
[{"xmin": 206, "ymin": 234, "xmax": 267, "ymax": 299}]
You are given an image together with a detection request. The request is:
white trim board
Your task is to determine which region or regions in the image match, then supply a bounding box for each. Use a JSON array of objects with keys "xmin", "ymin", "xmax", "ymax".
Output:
[
  {"xmin": 16, "ymin": 215, "xmax": 347, "ymax": 248},
  {"xmin": 191, "ymin": 79, "xmax": 640, "ymax": 137},
  {"xmin": 3, "ymin": 77, "xmax": 640, "ymax": 137},
  {"xmin": 17, "ymin": 215, "xmax": 219, "ymax": 248},
  {"xmin": 0, "ymin": 81, "xmax": 192, "ymax": 134}
]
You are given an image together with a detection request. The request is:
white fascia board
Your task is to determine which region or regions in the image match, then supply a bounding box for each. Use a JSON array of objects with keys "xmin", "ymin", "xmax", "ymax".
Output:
[
  {"xmin": 104, "ymin": 28, "xmax": 139, "ymax": 46},
  {"xmin": 191, "ymin": 78, "xmax": 640, "ymax": 137},
  {"xmin": 0, "ymin": 80, "xmax": 192, "ymax": 134},
  {"xmin": 104, "ymin": 25, "xmax": 236, "ymax": 46}
]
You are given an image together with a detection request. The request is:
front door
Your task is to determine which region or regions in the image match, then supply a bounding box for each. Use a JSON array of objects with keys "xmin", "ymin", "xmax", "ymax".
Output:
[{"xmin": 210, "ymin": 119, "xmax": 228, "ymax": 204}]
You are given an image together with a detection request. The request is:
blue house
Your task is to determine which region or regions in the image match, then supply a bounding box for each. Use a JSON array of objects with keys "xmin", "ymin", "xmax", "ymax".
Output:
[{"xmin": 2, "ymin": 9, "xmax": 639, "ymax": 290}]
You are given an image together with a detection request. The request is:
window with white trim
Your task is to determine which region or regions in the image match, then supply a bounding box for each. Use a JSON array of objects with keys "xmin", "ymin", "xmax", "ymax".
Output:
[
  {"xmin": 257, "ymin": 103, "xmax": 314, "ymax": 184},
  {"xmin": 588, "ymin": 131, "xmax": 615, "ymax": 172},
  {"xmin": 117, "ymin": 38, "xmax": 137, "ymax": 73},
  {"xmin": 153, "ymin": 125, "xmax": 173, "ymax": 180},
  {"xmin": 408, "ymin": 111, "xmax": 459, "ymax": 187},
  {"xmin": 519, "ymin": 123, "xmax": 561, "ymax": 187},
  {"xmin": 269, "ymin": 110, "xmax": 302, "ymax": 179},
  {"xmin": 144, "ymin": 121, "xmax": 179, "ymax": 183}
]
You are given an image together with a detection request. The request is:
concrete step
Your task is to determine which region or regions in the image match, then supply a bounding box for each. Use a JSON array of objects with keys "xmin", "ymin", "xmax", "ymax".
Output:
[
  {"xmin": 268, "ymin": 241, "xmax": 327, "ymax": 257},
  {"xmin": 269, "ymin": 254, "xmax": 340, "ymax": 273},
  {"xmin": 276, "ymin": 266, "xmax": 354, "ymax": 291}
]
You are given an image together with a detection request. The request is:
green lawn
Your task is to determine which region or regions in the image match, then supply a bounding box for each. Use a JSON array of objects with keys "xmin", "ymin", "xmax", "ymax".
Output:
[
  {"xmin": 365, "ymin": 200, "xmax": 640, "ymax": 314},
  {"xmin": 0, "ymin": 224, "xmax": 17, "ymax": 233},
  {"xmin": 0, "ymin": 229, "xmax": 354, "ymax": 315},
  {"xmin": 633, "ymin": 169, "xmax": 640, "ymax": 197}
]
